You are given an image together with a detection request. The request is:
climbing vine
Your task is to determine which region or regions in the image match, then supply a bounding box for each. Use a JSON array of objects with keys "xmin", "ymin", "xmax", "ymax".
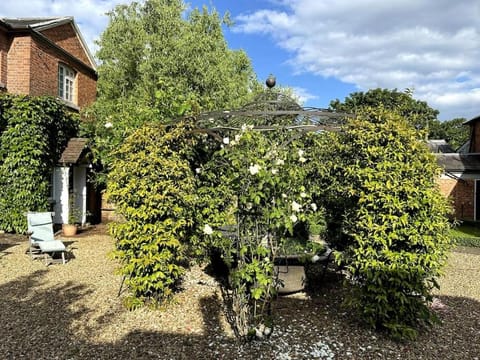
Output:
[
  {"xmin": 196, "ymin": 127, "xmax": 327, "ymax": 340},
  {"xmin": 0, "ymin": 94, "xmax": 78, "ymax": 233}
]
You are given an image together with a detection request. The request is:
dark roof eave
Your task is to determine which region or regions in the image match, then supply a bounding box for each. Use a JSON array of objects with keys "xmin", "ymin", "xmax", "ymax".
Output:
[{"xmin": 463, "ymin": 115, "xmax": 480, "ymax": 125}]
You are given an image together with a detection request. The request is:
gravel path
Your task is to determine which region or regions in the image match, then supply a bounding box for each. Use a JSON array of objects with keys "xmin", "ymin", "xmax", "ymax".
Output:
[{"xmin": 0, "ymin": 226, "xmax": 479, "ymax": 359}]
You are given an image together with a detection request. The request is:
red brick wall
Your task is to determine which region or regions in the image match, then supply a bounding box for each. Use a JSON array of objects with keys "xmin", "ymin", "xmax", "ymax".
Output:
[
  {"xmin": 30, "ymin": 37, "xmax": 96, "ymax": 108},
  {"xmin": 437, "ymin": 178, "xmax": 475, "ymax": 220},
  {"xmin": 470, "ymin": 123, "xmax": 480, "ymax": 153},
  {"xmin": 77, "ymin": 71, "xmax": 97, "ymax": 108},
  {"xmin": 40, "ymin": 24, "xmax": 91, "ymax": 66},
  {"xmin": 0, "ymin": 30, "xmax": 9, "ymax": 86},
  {"xmin": 29, "ymin": 39, "xmax": 57, "ymax": 97},
  {"xmin": 7, "ymin": 35, "xmax": 31, "ymax": 94},
  {"xmin": 4, "ymin": 32, "xmax": 96, "ymax": 109}
]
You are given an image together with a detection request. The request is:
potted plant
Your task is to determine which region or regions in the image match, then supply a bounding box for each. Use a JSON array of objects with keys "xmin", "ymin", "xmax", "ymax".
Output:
[
  {"xmin": 274, "ymin": 237, "xmax": 327, "ymax": 294},
  {"xmin": 307, "ymin": 210, "xmax": 327, "ymax": 244},
  {"xmin": 62, "ymin": 194, "xmax": 82, "ymax": 236}
]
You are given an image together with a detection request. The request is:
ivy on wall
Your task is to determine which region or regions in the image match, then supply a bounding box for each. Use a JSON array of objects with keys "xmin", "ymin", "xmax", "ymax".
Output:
[{"xmin": 0, "ymin": 94, "xmax": 79, "ymax": 233}]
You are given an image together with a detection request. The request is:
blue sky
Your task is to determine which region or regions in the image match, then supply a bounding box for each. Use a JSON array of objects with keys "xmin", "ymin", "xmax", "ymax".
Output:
[{"xmin": 1, "ymin": 0, "xmax": 479, "ymax": 120}]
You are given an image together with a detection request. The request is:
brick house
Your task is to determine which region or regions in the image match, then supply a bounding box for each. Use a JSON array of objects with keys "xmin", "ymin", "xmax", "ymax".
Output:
[
  {"xmin": 0, "ymin": 16, "xmax": 99, "ymax": 225},
  {"xmin": 436, "ymin": 115, "xmax": 480, "ymax": 221},
  {"xmin": 0, "ymin": 16, "xmax": 97, "ymax": 110}
]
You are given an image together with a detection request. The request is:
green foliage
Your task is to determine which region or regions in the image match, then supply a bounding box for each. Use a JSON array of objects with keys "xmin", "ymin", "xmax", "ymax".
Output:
[
  {"xmin": 329, "ymin": 88, "xmax": 439, "ymax": 135},
  {"xmin": 86, "ymin": 0, "xmax": 260, "ymax": 186},
  {"xmin": 197, "ymin": 127, "xmax": 326, "ymax": 340},
  {"xmin": 307, "ymin": 207, "xmax": 327, "ymax": 235},
  {"xmin": 322, "ymin": 107, "xmax": 454, "ymax": 340},
  {"xmin": 450, "ymin": 222, "xmax": 480, "ymax": 248},
  {"xmin": 428, "ymin": 117, "xmax": 469, "ymax": 150},
  {"xmin": 277, "ymin": 237, "xmax": 325, "ymax": 259},
  {"xmin": 107, "ymin": 120, "xmax": 198, "ymax": 308},
  {"xmin": 0, "ymin": 94, "xmax": 78, "ymax": 233}
]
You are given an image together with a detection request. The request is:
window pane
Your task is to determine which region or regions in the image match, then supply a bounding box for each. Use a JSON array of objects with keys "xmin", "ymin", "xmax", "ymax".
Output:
[
  {"xmin": 58, "ymin": 64, "xmax": 76, "ymax": 102},
  {"xmin": 58, "ymin": 66, "xmax": 64, "ymax": 98}
]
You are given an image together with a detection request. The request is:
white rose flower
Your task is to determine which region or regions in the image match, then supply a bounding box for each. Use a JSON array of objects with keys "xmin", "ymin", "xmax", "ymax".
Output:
[
  {"xmin": 234, "ymin": 134, "xmax": 241, "ymax": 142},
  {"xmin": 299, "ymin": 156, "xmax": 307, "ymax": 163},
  {"xmin": 312, "ymin": 254, "xmax": 320, "ymax": 263},
  {"xmin": 271, "ymin": 168, "xmax": 278, "ymax": 175},
  {"xmin": 298, "ymin": 149, "xmax": 304, "ymax": 157},
  {"xmin": 249, "ymin": 164, "xmax": 260, "ymax": 175},
  {"xmin": 195, "ymin": 168, "xmax": 201, "ymax": 174},
  {"xmin": 310, "ymin": 203, "xmax": 318, "ymax": 211},
  {"xmin": 104, "ymin": 122, "xmax": 113, "ymax": 128},
  {"xmin": 223, "ymin": 137, "xmax": 230, "ymax": 144},
  {"xmin": 241, "ymin": 124, "xmax": 248, "ymax": 131},
  {"xmin": 246, "ymin": 202, "xmax": 253, "ymax": 210},
  {"xmin": 281, "ymin": 193, "xmax": 288, "ymax": 198},
  {"xmin": 291, "ymin": 201, "xmax": 302, "ymax": 212},
  {"xmin": 300, "ymin": 192, "xmax": 307, "ymax": 198},
  {"xmin": 275, "ymin": 159, "xmax": 285, "ymax": 166},
  {"xmin": 203, "ymin": 224, "xmax": 213, "ymax": 235},
  {"xmin": 290, "ymin": 214, "xmax": 298, "ymax": 223}
]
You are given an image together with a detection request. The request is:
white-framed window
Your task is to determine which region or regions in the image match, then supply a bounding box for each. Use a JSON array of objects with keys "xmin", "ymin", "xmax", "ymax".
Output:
[{"xmin": 58, "ymin": 64, "xmax": 76, "ymax": 103}]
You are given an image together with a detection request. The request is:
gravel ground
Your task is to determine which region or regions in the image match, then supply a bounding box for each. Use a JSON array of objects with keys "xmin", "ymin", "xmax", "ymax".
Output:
[{"xmin": 0, "ymin": 226, "xmax": 479, "ymax": 360}]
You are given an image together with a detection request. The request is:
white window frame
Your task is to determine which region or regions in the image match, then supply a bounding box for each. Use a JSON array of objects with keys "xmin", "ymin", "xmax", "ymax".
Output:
[{"xmin": 58, "ymin": 64, "xmax": 76, "ymax": 103}]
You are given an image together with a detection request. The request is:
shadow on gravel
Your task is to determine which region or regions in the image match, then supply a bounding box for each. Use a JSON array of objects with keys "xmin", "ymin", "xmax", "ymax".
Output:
[{"xmin": 0, "ymin": 265, "xmax": 479, "ymax": 359}]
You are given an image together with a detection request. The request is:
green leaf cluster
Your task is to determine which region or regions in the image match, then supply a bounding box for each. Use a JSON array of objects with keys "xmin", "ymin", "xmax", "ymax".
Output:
[
  {"xmin": 329, "ymin": 88, "xmax": 439, "ymax": 134},
  {"xmin": 321, "ymin": 106, "xmax": 455, "ymax": 340},
  {"xmin": 0, "ymin": 94, "xmax": 78, "ymax": 232},
  {"xmin": 107, "ymin": 120, "xmax": 198, "ymax": 308}
]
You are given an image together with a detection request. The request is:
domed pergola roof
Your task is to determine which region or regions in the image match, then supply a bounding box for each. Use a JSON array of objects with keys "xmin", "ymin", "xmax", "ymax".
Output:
[{"xmin": 194, "ymin": 76, "xmax": 351, "ymax": 133}]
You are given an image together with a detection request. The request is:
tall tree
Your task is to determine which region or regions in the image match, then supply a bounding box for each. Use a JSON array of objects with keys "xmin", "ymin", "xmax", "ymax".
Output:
[
  {"xmin": 428, "ymin": 117, "xmax": 469, "ymax": 150},
  {"xmin": 329, "ymin": 88, "xmax": 439, "ymax": 134},
  {"xmin": 84, "ymin": 0, "xmax": 260, "ymax": 183}
]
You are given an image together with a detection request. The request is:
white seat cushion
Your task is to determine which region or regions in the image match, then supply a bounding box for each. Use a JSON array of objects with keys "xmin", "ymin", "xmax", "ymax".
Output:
[{"xmin": 38, "ymin": 240, "xmax": 66, "ymax": 252}]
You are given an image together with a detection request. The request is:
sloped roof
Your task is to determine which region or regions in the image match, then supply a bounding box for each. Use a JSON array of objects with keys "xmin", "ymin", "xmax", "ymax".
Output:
[
  {"xmin": 58, "ymin": 138, "xmax": 89, "ymax": 165},
  {"xmin": 0, "ymin": 17, "xmax": 69, "ymax": 29},
  {"xmin": 426, "ymin": 139, "xmax": 455, "ymax": 153},
  {"xmin": 0, "ymin": 16, "xmax": 96, "ymax": 70},
  {"xmin": 436, "ymin": 153, "xmax": 480, "ymax": 172},
  {"xmin": 463, "ymin": 114, "xmax": 480, "ymax": 125}
]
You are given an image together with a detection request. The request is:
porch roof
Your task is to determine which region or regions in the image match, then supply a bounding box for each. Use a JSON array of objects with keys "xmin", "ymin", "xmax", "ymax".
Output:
[{"xmin": 58, "ymin": 138, "xmax": 89, "ymax": 165}]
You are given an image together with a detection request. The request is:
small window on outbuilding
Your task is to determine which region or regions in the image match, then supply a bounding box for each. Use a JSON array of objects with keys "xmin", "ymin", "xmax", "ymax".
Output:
[{"xmin": 58, "ymin": 64, "xmax": 76, "ymax": 103}]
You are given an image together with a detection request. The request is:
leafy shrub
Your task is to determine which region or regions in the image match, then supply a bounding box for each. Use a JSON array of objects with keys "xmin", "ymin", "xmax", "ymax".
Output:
[
  {"xmin": 0, "ymin": 95, "xmax": 78, "ymax": 233},
  {"xmin": 450, "ymin": 222, "xmax": 480, "ymax": 248},
  {"xmin": 325, "ymin": 107, "xmax": 454, "ymax": 340},
  {"xmin": 107, "ymin": 121, "xmax": 198, "ymax": 309},
  {"xmin": 454, "ymin": 237, "xmax": 480, "ymax": 248}
]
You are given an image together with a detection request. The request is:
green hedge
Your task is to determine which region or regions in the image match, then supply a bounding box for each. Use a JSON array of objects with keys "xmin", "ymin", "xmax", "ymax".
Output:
[
  {"xmin": 107, "ymin": 121, "xmax": 198, "ymax": 309},
  {"xmin": 0, "ymin": 94, "xmax": 78, "ymax": 233},
  {"xmin": 455, "ymin": 237, "xmax": 480, "ymax": 248}
]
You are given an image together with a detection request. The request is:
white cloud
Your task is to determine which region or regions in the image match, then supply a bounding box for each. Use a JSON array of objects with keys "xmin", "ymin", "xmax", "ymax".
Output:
[
  {"xmin": 291, "ymin": 87, "xmax": 318, "ymax": 105},
  {"xmin": 235, "ymin": 0, "xmax": 480, "ymax": 120}
]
